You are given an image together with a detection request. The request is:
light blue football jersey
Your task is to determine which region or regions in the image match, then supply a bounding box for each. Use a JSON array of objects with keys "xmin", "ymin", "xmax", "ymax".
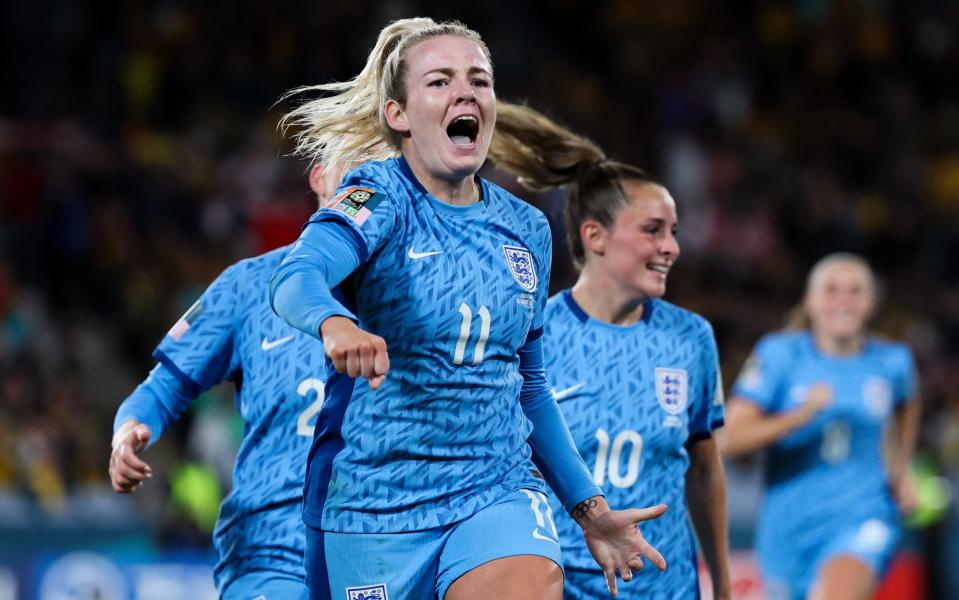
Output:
[
  {"xmin": 731, "ymin": 331, "xmax": 916, "ymax": 562},
  {"xmin": 543, "ymin": 290, "xmax": 724, "ymax": 596},
  {"xmin": 154, "ymin": 246, "xmax": 327, "ymax": 592},
  {"xmin": 298, "ymin": 157, "xmax": 553, "ymax": 534}
]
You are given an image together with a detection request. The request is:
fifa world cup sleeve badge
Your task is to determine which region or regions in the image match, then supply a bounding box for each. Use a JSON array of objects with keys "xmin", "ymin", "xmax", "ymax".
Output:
[{"xmin": 326, "ymin": 187, "xmax": 384, "ymax": 226}]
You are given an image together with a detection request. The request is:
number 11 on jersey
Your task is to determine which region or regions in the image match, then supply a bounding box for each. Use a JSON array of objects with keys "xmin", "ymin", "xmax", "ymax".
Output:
[{"xmin": 453, "ymin": 303, "xmax": 491, "ymax": 365}]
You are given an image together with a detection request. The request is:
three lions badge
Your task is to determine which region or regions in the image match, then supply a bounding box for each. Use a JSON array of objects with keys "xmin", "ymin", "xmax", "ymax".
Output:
[
  {"xmin": 656, "ymin": 367, "xmax": 688, "ymax": 427},
  {"xmin": 502, "ymin": 245, "xmax": 537, "ymax": 292}
]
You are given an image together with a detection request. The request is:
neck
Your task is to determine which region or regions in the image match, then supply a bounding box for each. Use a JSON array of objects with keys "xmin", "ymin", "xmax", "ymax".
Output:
[
  {"xmin": 571, "ymin": 268, "xmax": 648, "ymax": 325},
  {"xmin": 403, "ymin": 152, "xmax": 478, "ymax": 205},
  {"xmin": 813, "ymin": 330, "xmax": 864, "ymax": 355}
]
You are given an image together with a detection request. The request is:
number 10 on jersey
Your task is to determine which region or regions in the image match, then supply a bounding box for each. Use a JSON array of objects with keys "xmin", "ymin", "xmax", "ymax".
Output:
[{"xmin": 453, "ymin": 303, "xmax": 491, "ymax": 365}]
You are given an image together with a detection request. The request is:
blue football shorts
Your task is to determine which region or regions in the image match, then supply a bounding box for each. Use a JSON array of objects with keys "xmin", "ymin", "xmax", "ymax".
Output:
[
  {"xmin": 308, "ymin": 488, "xmax": 564, "ymax": 600},
  {"xmin": 761, "ymin": 517, "xmax": 900, "ymax": 600},
  {"xmin": 220, "ymin": 569, "xmax": 309, "ymax": 600}
]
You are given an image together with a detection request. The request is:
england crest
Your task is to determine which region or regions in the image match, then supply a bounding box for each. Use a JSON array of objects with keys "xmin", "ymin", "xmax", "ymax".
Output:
[
  {"xmin": 346, "ymin": 583, "xmax": 388, "ymax": 600},
  {"xmin": 655, "ymin": 367, "xmax": 688, "ymax": 415},
  {"xmin": 502, "ymin": 245, "xmax": 538, "ymax": 292}
]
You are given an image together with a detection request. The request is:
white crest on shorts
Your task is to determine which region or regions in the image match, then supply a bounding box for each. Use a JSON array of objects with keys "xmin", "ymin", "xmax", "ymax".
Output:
[
  {"xmin": 346, "ymin": 583, "xmax": 389, "ymax": 600},
  {"xmin": 851, "ymin": 519, "xmax": 893, "ymax": 555},
  {"xmin": 502, "ymin": 245, "xmax": 538, "ymax": 292},
  {"xmin": 656, "ymin": 367, "xmax": 688, "ymax": 415}
]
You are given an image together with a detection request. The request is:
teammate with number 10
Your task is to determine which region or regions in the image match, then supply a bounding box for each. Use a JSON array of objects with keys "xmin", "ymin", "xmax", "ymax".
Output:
[
  {"xmin": 491, "ymin": 104, "xmax": 731, "ymax": 599},
  {"xmin": 271, "ymin": 17, "xmax": 667, "ymax": 600},
  {"xmin": 107, "ymin": 162, "xmax": 378, "ymax": 599}
]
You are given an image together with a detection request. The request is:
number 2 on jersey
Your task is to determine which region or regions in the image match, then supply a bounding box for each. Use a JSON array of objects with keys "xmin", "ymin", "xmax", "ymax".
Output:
[
  {"xmin": 296, "ymin": 378, "xmax": 326, "ymax": 437},
  {"xmin": 453, "ymin": 303, "xmax": 491, "ymax": 365}
]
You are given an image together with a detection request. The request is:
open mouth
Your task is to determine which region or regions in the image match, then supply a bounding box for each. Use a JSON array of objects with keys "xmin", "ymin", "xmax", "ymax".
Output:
[{"xmin": 446, "ymin": 115, "xmax": 479, "ymax": 147}]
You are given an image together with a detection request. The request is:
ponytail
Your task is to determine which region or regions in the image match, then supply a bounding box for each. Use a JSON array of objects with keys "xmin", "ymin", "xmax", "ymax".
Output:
[{"xmin": 490, "ymin": 101, "xmax": 659, "ymax": 268}]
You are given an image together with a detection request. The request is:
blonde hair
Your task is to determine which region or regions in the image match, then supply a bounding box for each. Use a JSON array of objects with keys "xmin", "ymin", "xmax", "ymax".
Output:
[
  {"xmin": 279, "ymin": 18, "xmax": 490, "ymax": 172},
  {"xmin": 783, "ymin": 252, "xmax": 878, "ymax": 330},
  {"xmin": 489, "ymin": 102, "xmax": 661, "ymax": 268}
]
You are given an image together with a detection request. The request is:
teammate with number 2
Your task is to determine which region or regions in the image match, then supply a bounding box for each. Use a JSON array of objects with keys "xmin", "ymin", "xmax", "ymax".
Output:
[
  {"xmin": 272, "ymin": 17, "xmax": 666, "ymax": 600},
  {"xmin": 490, "ymin": 103, "xmax": 731, "ymax": 599},
  {"xmin": 722, "ymin": 253, "xmax": 920, "ymax": 600},
  {"xmin": 108, "ymin": 162, "xmax": 374, "ymax": 600}
]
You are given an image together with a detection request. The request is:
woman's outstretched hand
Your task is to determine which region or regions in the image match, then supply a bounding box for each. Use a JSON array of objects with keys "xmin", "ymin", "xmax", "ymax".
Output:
[{"xmin": 573, "ymin": 496, "xmax": 668, "ymax": 596}]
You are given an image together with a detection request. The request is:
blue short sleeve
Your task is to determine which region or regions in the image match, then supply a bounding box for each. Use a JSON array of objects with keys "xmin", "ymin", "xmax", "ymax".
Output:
[
  {"xmin": 892, "ymin": 344, "xmax": 918, "ymax": 407},
  {"xmin": 731, "ymin": 334, "xmax": 789, "ymax": 413},
  {"xmin": 309, "ymin": 165, "xmax": 401, "ymax": 260},
  {"xmin": 689, "ymin": 318, "xmax": 725, "ymax": 438},
  {"xmin": 530, "ymin": 220, "xmax": 552, "ymax": 336},
  {"xmin": 154, "ymin": 264, "xmax": 242, "ymax": 391}
]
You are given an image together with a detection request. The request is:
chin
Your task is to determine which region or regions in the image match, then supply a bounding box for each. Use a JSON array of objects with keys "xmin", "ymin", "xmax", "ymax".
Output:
[
  {"xmin": 446, "ymin": 155, "xmax": 484, "ymax": 179},
  {"xmin": 640, "ymin": 279, "xmax": 668, "ymax": 298}
]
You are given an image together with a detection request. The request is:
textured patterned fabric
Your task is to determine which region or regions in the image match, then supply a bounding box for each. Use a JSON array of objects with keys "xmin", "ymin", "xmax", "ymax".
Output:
[
  {"xmin": 322, "ymin": 488, "xmax": 563, "ymax": 600},
  {"xmin": 731, "ymin": 331, "xmax": 916, "ymax": 591},
  {"xmin": 299, "ymin": 157, "xmax": 553, "ymax": 533},
  {"xmin": 154, "ymin": 245, "xmax": 327, "ymax": 593},
  {"xmin": 543, "ymin": 290, "xmax": 723, "ymax": 598}
]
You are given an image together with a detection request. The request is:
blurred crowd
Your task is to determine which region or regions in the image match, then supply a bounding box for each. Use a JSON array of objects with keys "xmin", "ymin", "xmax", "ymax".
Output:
[{"xmin": 1, "ymin": 0, "xmax": 958, "ymax": 576}]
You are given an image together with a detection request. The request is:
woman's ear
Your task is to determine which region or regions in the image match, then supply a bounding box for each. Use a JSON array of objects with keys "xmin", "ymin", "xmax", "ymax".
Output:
[
  {"xmin": 309, "ymin": 162, "xmax": 349, "ymax": 203},
  {"xmin": 384, "ymin": 99, "xmax": 410, "ymax": 134},
  {"xmin": 308, "ymin": 164, "xmax": 327, "ymax": 198},
  {"xmin": 580, "ymin": 220, "xmax": 607, "ymax": 258}
]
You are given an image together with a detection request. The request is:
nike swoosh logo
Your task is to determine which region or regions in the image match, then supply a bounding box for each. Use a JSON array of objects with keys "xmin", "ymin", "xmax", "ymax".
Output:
[
  {"xmin": 261, "ymin": 335, "xmax": 294, "ymax": 351},
  {"xmin": 408, "ymin": 246, "xmax": 443, "ymax": 260},
  {"xmin": 532, "ymin": 528, "xmax": 559, "ymax": 544},
  {"xmin": 551, "ymin": 382, "xmax": 585, "ymax": 400}
]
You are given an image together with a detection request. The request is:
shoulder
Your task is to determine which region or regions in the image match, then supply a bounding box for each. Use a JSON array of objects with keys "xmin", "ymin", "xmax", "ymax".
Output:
[
  {"xmin": 483, "ymin": 179, "xmax": 549, "ymax": 233},
  {"xmin": 235, "ymin": 245, "xmax": 293, "ymax": 279},
  {"xmin": 648, "ymin": 299, "xmax": 714, "ymax": 338},
  {"xmin": 235, "ymin": 246, "xmax": 293, "ymax": 298},
  {"xmin": 545, "ymin": 290, "xmax": 573, "ymax": 320},
  {"xmin": 867, "ymin": 336, "xmax": 915, "ymax": 368},
  {"xmin": 212, "ymin": 246, "xmax": 293, "ymax": 311},
  {"xmin": 340, "ymin": 158, "xmax": 404, "ymax": 189},
  {"xmin": 753, "ymin": 330, "xmax": 807, "ymax": 358},
  {"xmin": 484, "ymin": 181, "xmax": 553, "ymax": 282},
  {"xmin": 329, "ymin": 159, "xmax": 408, "ymax": 211}
]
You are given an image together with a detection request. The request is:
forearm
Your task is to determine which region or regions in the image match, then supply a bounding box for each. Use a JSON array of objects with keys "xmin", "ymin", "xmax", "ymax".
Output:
[
  {"xmin": 524, "ymin": 392, "xmax": 603, "ymax": 511},
  {"xmin": 890, "ymin": 398, "xmax": 921, "ymax": 473},
  {"xmin": 519, "ymin": 337, "xmax": 602, "ymax": 511},
  {"xmin": 720, "ymin": 401, "xmax": 811, "ymax": 457},
  {"xmin": 270, "ymin": 220, "xmax": 363, "ymax": 338},
  {"xmin": 113, "ymin": 363, "xmax": 197, "ymax": 448},
  {"xmin": 686, "ymin": 441, "xmax": 731, "ymax": 597}
]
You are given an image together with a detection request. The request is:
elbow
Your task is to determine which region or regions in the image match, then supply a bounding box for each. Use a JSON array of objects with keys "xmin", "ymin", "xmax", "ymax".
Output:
[
  {"xmin": 269, "ymin": 267, "xmax": 291, "ymax": 320},
  {"xmin": 716, "ymin": 432, "xmax": 746, "ymax": 460}
]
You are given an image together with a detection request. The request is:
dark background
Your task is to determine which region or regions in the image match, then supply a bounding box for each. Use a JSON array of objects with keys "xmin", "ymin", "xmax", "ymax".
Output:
[{"xmin": 1, "ymin": 1, "xmax": 958, "ymax": 598}]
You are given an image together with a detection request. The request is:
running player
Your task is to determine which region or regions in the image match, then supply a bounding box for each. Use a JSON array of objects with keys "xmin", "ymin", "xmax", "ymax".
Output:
[
  {"xmin": 108, "ymin": 162, "xmax": 371, "ymax": 600},
  {"xmin": 490, "ymin": 103, "xmax": 731, "ymax": 599},
  {"xmin": 272, "ymin": 17, "xmax": 667, "ymax": 600},
  {"xmin": 721, "ymin": 253, "xmax": 920, "ymax": 600}
]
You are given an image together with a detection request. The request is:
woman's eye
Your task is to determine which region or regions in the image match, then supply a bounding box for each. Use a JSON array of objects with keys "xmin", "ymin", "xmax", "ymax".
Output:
[
  {"xmin": 429, "ymin": 79, "xmax": 449, "ymax": 87},
  {"xmin": 472, "ymin": 79, "xmax": 490, "ymax": 87}
]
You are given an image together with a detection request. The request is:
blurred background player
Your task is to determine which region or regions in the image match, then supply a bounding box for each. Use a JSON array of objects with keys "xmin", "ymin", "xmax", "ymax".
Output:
[
  {"xmin": 272, "ymin": 17, "xmax": 667, "ymax": 600},
  {"xmin": 490, "ymin": 103, "xmax": 731, "ymax": 599},
  {"xmin": 108, "ymin": 161, "xmax": 372, "ymax": 600},
  {"xmin": 721, "ymin": 253, "xmax": 920, "ymax": 600}
]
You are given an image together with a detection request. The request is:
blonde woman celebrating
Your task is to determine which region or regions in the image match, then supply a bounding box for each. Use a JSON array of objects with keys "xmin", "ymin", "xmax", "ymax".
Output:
[
  {"xmin": 722, "ymin": 253, "xmax": 920, "ymax": 600},
  {"xmin": 271, "ymin": 18, "xmax": 666, "ymax": 600}
]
